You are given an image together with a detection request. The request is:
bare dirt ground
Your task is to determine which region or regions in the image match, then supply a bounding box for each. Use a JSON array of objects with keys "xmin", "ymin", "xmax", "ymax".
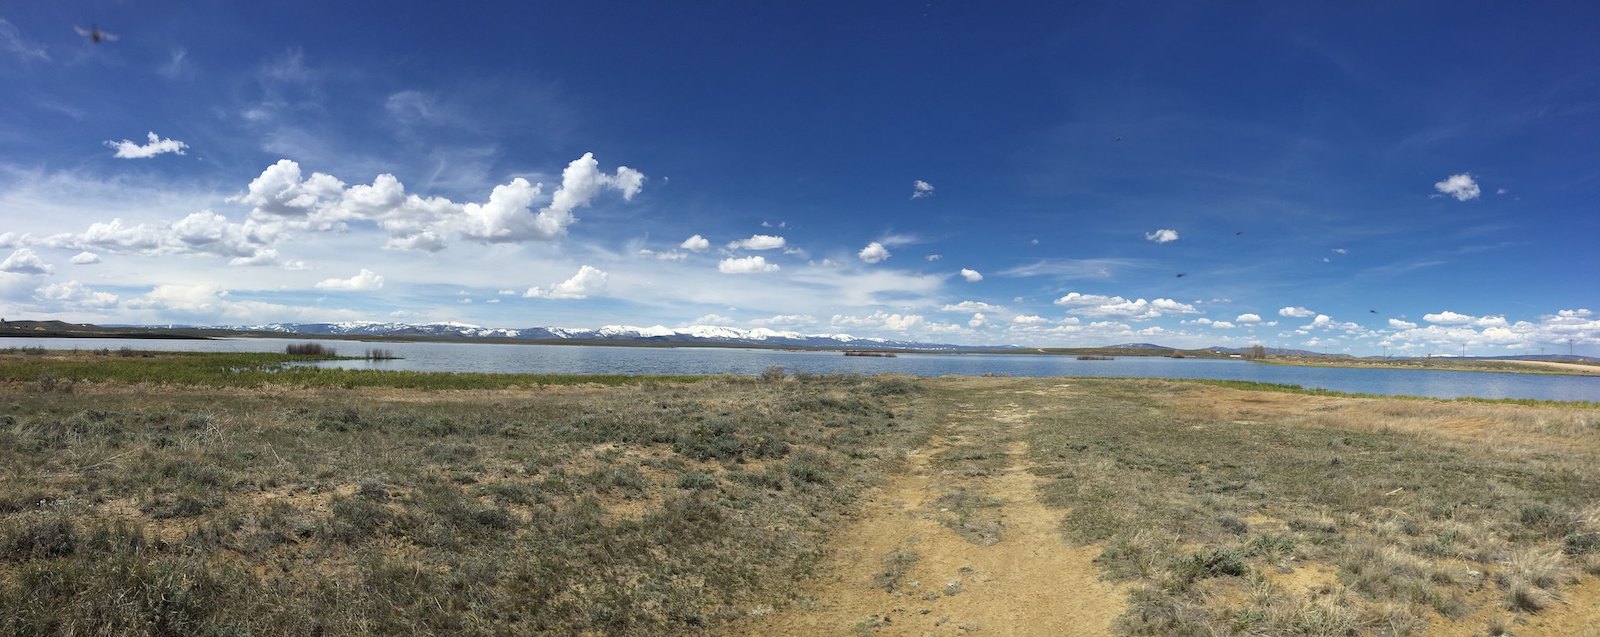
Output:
[
  {"xmin": 1422, "ymin": 575, "xmax": 1600, "ymax": 637},
  {"xmin": 1500, "ymin": 360, "xmax": 1600, "ymax": 376},
  {"xmin": 726, "ymin": 387, "xmax": 1123, "ymax": 636},
  {"xmin": 729, "ymin": 378, "xmax": 1600, "ymax": 636}
]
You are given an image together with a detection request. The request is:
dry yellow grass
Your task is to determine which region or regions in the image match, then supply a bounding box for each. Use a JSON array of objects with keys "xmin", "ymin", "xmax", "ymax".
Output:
[{"xmin": 4, "ymin": 359, "xmax": 1596, "ymax": 636}]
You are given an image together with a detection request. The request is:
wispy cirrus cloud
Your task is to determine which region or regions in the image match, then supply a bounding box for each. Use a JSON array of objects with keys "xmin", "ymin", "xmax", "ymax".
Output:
[
  {"xmin": 999, "ymin": 258, "xmax": 1142, "ymax": 279},
  {"xmin": 0, "ymin": 18, "xmax": 48, "ymax": 61}
]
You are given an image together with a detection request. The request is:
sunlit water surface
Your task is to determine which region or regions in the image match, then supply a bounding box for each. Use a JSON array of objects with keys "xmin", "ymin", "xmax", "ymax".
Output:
[{"xmin": 7, "ymin": 337, "xmax": 1599, "ymax": 402}]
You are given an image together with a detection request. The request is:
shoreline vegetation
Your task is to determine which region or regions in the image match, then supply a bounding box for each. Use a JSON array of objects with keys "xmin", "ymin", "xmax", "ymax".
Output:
[
  {"xmin": 0, "ymin": 349, "xmax": 1593, "ymax": 407},
  {"xmin": 0, "ymin": 352, "xmax": 1596, "ymax": 634}
]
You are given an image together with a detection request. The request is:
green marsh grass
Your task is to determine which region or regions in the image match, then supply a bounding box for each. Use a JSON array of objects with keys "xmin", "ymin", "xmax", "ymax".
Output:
[{"xmin": 0, "ymin": 350, "xmax": 709, "ymax": 389}]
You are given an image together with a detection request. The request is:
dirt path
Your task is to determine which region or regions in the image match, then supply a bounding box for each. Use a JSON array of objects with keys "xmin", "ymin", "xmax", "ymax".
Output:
[{"xmin": 726, "ymin": 391, "xmax": 1123, "ymax": 636}]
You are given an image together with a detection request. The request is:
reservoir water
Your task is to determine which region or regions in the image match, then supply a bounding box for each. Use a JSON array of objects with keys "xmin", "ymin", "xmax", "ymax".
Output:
[{"xmin": 6, "ymin": 336, "xmax": 1599, "ymax": 403}]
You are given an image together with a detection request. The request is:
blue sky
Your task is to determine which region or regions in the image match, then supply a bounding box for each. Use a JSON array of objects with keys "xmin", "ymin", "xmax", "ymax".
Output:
[{"xmin": 1, "ymin": 2, "xmax": 1596, "ymax": 355}]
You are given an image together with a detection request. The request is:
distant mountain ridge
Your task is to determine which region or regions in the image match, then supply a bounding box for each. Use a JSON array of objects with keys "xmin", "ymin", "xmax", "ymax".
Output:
[
  {"xmin": 1105, "ymin": 343, "xmax": 1341, "ymax": 357},
  {"xmin": 4, "ymin": 319, "xmax": 1390, "ymax": 358},
  {"xmin": 228, "ymin": 321, "xmax": 995, "ymax": 351},
  {"xmin": 1206, "ymin": 345, "xmax": 1351, "ymax": 357}
]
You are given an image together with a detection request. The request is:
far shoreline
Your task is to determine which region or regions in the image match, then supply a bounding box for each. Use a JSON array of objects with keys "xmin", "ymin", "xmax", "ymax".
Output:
[
  {"xmin": 5, "ymin": 321, "xmax": 1596, "ymax": 378},
  {"xmin": 1258, "ymin": 355, "xmax": 1600, "ymax": 378}
]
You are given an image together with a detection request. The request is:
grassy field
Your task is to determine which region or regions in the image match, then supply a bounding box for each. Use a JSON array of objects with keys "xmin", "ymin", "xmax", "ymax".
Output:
[
  {"xmin": 1023, "ymin": 379, "xmax": 1600, "ymax": 635},
  {"xmin": 3, "ymin": 352, "xmax": 1597, "ymax": 636},
  {"xmin": 0, "ymin": 348, "xmax": 710, "ymax": 389},
  {"xmin": 0, "ymin": 353, "xmax": 931, "ymax": 635}
]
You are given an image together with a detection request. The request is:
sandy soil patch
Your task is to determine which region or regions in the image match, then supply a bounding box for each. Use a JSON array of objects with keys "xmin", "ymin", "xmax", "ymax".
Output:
[
  {"xmin": 1500, "ymin": 360, "xmax": 1600, "ymax": 376},
  {"xmin": 1421, "ymin": 575, "xmax": 1600, "ymax": 637}
]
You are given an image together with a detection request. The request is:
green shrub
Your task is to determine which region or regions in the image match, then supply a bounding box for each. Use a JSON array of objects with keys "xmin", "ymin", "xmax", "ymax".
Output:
[
  {"xmin": 1564, "ymin": 531, "xmax": 1600, "ymax": 555},
  {"xmin": 673, "ymin": 422, "xmax": 746, "ymax": 461},
  {"xmin": 1172, "ymin": 547, "xmax": 1247, "ymax": 583},
  {"xmin": 786, "ymin": 450, "xmax": 833, "ymax": 485},
  {"xmin": 676, "ymin": 472, "xmax": 717, "ymax": 490}
]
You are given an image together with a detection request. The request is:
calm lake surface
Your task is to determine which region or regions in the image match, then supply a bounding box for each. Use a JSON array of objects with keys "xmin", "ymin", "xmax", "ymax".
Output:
[{"xmin": 8, "ymin": 336, "xmax": 1600, "ymax": 402}]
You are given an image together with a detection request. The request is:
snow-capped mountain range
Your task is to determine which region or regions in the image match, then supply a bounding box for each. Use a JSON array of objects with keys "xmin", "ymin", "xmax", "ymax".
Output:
[{"xmin": 226, "ymin": 321, "xmax": 999, "ymax": 351}]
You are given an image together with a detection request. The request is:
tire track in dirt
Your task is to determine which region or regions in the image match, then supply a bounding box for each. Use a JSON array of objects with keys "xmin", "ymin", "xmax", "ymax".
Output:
[{"xmin": 726, "ymin": 389, "xmax": 1122, "ymax": 636}]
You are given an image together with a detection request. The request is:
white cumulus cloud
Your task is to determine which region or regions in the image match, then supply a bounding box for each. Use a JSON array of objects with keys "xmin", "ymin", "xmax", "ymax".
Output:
[
  {"xmin": 1012, "ymin": 315, "xmax": 1049, "ymax": 325},
  {"xmin": 455, "ymin": 178, "xmax": 557, "ymax": 242},
  {"xmin": 727, "ymin": 234, "xmax": 786, "ymax": 251},
  {"xmin": 42, "ymin": 211, "xmax": 282, "ymax": 265},
  {"xmin": 34, "ymin": 281, "xmax": 118, "ymax": 308},
  {"xmin": 1055, "ymin": 292, "xmax": 1198, "ymax": 320},
  {"xmin": 912, "ymin": 180, "xmax": 935, "ymax": 199},
  {"xmin": 105, "ymin": 132, "xmax": 189, "ymax": 159},
  {"xmin": 1389, "ymin": 318, "xmax": 1418, "ymax": 329},
  {"xmin": 1236, "ymin": 313, "xmax": 1262, "ymax": 324},
  {"xmin": 858, "ymin": 241, "xmax": 891, "ymax": 264},
  {"xmin": 544, "ymin": 151, "xmax": 645, "ymax": 216},
  {"xmin": 315, "ymin": 269, "xmax": 385, "ymax": 291},
  {"xmin": 925, "ymin": 254, "xmax": 942, "ymax": 261},
  {"xmin": 524, "ymin": 265, "xmax": 608, "ymax": 299},
  {"xmin": 940, "ymin": 300, "xmax": 1002, "ymax": 313},
  {"xmin": 959, "ymin": 268, "xmax": 982, "ymax": 282},
  {"xmin": 236, "ymin": 159, "xmax": 345, "ymax": 219},
  {"xmin": 0, "ymin": 248, "xmax": 54, "ymax": 274},
  {"xmin": 718, "ymin": 255, "xmax": 779, "ymax": 274},
  {"xmin": 1434, "ymin": 173, "xmax": 1481, "ymax": 201},
  {"xmin": 832, "ymin": 311, "xmax": 925, "ymax": 332},
  {"xmin": 230, "ymin": 152, "xmax": 644, "ymax": 251},
  {"xmin": 1145, "ymin": 228, "xmax": 1179, "ymax": 243},
  {"xmin": 125, "ymin": 283, "xmax": 228, "ymax": 314},
  {"xmin": 1379, "ymin": 309, "xmax": 1600, "ymax": 354},
  {"xmin": 1279, "ymin": 306, "xmax": 1316, "ymax": 318},
  {"xmin": 1423, "ymin": 310, "xmax": 1475, "ymax": 325},
  {"xmin": 680, "ymin": 234, "xmax": 711, "ymax": 252},
  {"xmin": 69, "ymin": 251, "xmax": 101, "ymax": 265}
]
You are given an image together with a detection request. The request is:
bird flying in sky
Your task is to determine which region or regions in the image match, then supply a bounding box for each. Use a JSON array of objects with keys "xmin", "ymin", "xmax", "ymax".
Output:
[{"xmin": 74, "ymin": 25, "xmax": 119, "ymax": 44}]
